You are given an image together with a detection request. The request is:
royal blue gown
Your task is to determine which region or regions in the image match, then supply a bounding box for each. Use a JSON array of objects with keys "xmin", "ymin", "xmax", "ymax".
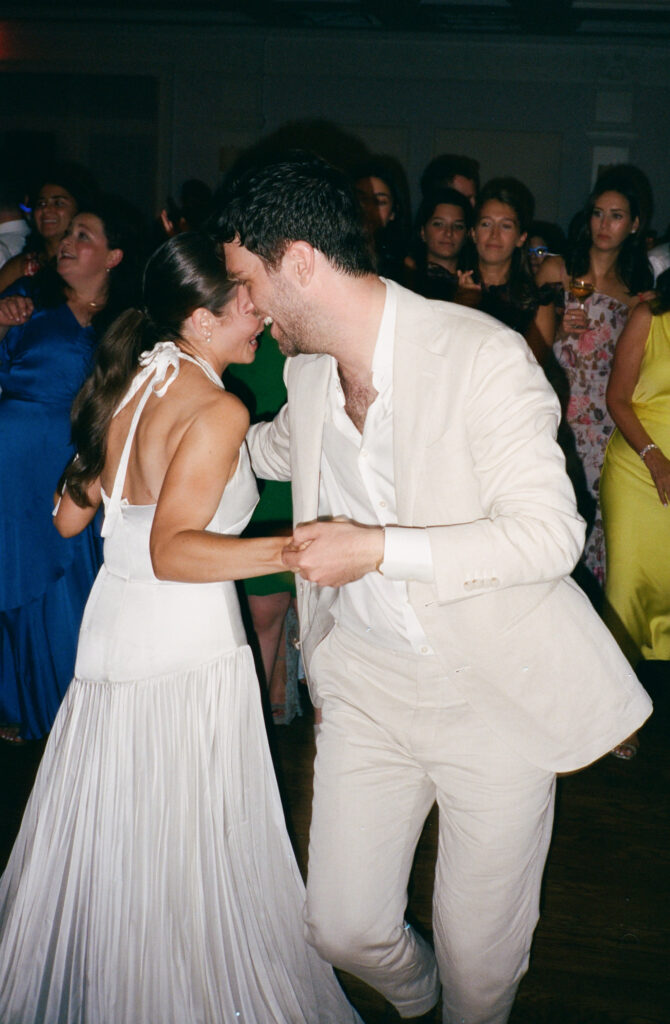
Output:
[{"xmin": 0, "ymin": 282, "xmax": 103, "ymax": 739}]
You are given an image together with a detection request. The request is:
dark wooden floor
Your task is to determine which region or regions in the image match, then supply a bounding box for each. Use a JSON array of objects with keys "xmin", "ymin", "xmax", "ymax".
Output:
[{"xmin": 1, "ymin": 666, "xmax": 669, "ymax": 1024}]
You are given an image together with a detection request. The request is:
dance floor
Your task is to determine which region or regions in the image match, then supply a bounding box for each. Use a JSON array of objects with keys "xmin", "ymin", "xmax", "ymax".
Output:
[{"xmin": 1, "ymin": 666, "xmax": 668, "ymax": 1024}]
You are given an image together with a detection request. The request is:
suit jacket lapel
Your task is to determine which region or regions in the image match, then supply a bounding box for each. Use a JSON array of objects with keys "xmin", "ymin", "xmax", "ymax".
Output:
[
  {"xmin": 393, "ymin": 290, "xmax": 443, "ymax": 523},
  {"xmin": 289, "ymin": 353, "xmax": 331, "ymax": 524}
]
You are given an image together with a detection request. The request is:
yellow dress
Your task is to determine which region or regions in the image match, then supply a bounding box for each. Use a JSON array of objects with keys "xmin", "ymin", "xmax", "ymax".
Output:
[{"xmin": 601, "ymin": 310, "xmax": 670, "ymax": 663}]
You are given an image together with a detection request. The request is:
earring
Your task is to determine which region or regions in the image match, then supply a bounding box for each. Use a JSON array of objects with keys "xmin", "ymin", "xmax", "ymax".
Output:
[{"xmin": 203, "ymin": 318, "xmax": 213, "ymax": 344}]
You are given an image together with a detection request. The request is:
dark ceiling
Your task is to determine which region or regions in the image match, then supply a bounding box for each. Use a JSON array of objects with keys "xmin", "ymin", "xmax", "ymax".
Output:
[{"xmin": 2, "ymin": 0, "xmax": 670, "ymax": 38}]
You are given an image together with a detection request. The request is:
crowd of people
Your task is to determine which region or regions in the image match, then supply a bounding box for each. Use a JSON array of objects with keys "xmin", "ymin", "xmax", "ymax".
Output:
[{"xmin": 0, "ymin": 145, "xmax": 665, "ymax": 1023}]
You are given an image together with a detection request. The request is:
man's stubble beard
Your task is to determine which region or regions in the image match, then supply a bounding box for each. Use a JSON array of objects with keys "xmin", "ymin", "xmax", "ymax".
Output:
[{"xmin": 269, "ymin": 280, "xmax": 324, "ymax": 358}]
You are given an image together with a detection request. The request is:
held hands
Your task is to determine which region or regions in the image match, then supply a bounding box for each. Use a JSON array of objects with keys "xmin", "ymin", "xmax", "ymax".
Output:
[
  {"xmin": 282, "ymin": 519, "xmax": 385, "ymax": 587},
  {"xmin": 0, "ymin": 295, "xmax": 34, "ymax": 327}
]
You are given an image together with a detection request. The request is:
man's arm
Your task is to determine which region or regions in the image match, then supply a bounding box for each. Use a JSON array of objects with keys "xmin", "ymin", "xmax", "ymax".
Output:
[
  {"xmin": 246, "ymin": 403, "xmax": 292, "ymax": 482},
  {"xmin": 285, "ymin": 330, "xmax": 585, "ymax": 595}
]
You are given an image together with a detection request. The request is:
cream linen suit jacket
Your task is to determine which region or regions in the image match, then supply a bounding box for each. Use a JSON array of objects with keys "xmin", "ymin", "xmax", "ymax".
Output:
[{"xmin": 247, "ymin": 282, "xmax": 652, "ymax": 773}]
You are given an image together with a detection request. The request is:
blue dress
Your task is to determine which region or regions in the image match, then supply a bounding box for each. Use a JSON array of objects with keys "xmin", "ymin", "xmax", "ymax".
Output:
[{"xmin": 0, "ymin": 283, "xmax": 103, "ymax": 739}]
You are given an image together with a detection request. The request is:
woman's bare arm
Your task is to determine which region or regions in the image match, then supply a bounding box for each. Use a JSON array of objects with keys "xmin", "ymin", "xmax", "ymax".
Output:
[
  {"xmin": 150, "ymin": 392, "xmax": 287, "ymax": 582},
  {"xmin": 607, "ymin": 303, "xmax": 670, "ymax": 506},
  {"xmin": 53, "ymin": 477, "xmax": 102, "ymax": 536}
]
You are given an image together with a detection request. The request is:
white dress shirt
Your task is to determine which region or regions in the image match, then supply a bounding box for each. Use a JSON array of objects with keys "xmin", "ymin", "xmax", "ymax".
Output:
[
  {"xmin": 319, "ymin": 280, "xmax": 434, "ymax": 654},
  {"xmin": 0, "ymin": 219, "xmax": 30, "ymax": 269}
]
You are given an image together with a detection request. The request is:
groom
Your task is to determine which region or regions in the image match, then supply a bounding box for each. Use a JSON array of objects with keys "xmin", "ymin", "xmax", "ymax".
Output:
[{"xmin": 213, "ymin": 152, "xmax": 651, "ymax": 1024}]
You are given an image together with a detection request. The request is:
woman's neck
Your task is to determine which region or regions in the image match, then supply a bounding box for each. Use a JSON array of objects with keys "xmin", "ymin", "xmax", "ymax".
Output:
[
  {"xmin": 177, "ymin": 337, "xmax": 227, "ymax": 380},
  {"xmin": 588, "ymin": 245, "xmax": 621, "ymax": 287},
  {"xmin": 65, "ymin": 277, "xmax": 109, "ymax": 325},
  {"xmin": 427, "ymin": 255, "xmax": 457, "ymax": 274},
  {"xmin": 43, "ymin": 237, "xmax": 61, "ymax": 261},
  {"xmin": 478, "ymin": 259, "xmax": 511, "ymax": 287}
]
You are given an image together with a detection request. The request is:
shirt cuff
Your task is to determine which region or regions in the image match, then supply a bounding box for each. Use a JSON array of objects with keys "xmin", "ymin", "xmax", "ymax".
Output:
[{"xmin": 380, "ymin": 526, "xmax": 435, "ymax": 582}]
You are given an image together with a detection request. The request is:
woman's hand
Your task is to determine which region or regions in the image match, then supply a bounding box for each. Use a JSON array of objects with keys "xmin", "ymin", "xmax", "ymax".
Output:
[
  {"xmin": 560, "ymin": 304, "xmax": 588, "ymax": 334},
  {"xmin": 454, "ymin": 270, "xmax": 482, "ymax": 309},
  {"xmin": 456, "ymin": 269, "xmax": 481, "ymax": 293},
  {"xmin": 643, "ymin": 447, "xmax": 670, "ymax": 507},
  {"xmin": 0, "ymin": 295, "xmax": 34, "ymax": 327}
]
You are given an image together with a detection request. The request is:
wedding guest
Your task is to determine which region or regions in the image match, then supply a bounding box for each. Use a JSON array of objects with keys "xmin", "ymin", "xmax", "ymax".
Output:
[
  {"xmin": 353, "ymin": 157, "xmax": 409, "ymax": 281},
  {"xmin": 405, "ymin": 186, "xmax": 473, "ymax": 301},
  {"xmin": 601, "ymin": 268, "xmax": 670, "ymax": 758},
  {"xmin": 0, "ymin": 197, "xmax": 140, "ymax": 743},
  {"xmin": 0, "ymin": 161, "xmax": 99, "ymax": 293},
  {"xmin": 0, "ymin": 174, "xmax": 29, "ymax": 269},
  {"xmin": 536, "ymin": 166, "xmax": 653, "ymax": 597},
  {"xmin": 454, "ymin": 176, "xmax": 555, "ymax": 361},
  {"xmin": 419, "ymin": 152, "xmax": 479, "ymax": 207}
]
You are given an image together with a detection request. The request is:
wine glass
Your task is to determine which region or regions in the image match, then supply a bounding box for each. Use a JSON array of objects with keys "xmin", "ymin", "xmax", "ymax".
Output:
[{"xmin": 569, "ymin": 278, "xmax": 594, "ymax": 311}]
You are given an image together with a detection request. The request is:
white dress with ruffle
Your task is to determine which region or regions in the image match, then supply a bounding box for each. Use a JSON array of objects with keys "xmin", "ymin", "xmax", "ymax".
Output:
[{"xmin": 0, "ymin": 344, "xmax": 361, "ymax": 1024}]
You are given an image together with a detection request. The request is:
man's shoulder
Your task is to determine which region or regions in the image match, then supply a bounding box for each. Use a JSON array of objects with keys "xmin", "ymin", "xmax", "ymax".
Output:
[{"xmin": 390, "ymin": 279, "xmax": 526, "ymax": 359}]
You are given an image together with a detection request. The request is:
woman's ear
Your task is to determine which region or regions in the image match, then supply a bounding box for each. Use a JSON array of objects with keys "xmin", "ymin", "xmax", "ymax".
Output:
[{"xmin": 106, "ymin": 248, "xmax": 124, "ymax": 270}]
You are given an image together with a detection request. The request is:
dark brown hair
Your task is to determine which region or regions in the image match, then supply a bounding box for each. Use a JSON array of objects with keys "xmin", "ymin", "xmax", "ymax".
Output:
[{"xmin": 64, "ymin": 232, "xmax": 234, "ymax": 506}]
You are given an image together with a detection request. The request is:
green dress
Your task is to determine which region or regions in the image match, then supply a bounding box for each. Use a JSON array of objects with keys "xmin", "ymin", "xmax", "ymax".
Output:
[
  {"xmin": 226, "ymin": 328, "xmax": 295, "ymax": 597},
  {"xmin": 601, "ymin": 310, "xmax": 670, "ymax": 663}
]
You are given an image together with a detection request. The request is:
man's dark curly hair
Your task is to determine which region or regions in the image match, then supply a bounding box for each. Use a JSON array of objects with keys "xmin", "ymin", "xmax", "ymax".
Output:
[{"xmin": 210, "ymin": 150, "xmax": 374, "ymax": 276}]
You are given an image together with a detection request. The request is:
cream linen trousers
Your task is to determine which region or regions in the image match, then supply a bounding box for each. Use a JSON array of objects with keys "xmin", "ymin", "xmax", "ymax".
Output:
[{"xmin": 304, "ymin": 625, "xmax": 556, "ymax": 1024}]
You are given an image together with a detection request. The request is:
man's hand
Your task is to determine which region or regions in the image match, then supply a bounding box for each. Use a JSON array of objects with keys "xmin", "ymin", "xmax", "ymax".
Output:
[{"xmin": 282, "ymin": 519, "xmax": 384, "ymax": 587}]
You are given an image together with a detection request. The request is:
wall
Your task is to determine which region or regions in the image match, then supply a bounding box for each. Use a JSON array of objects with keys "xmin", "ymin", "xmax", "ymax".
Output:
[{"xmin": 0, "ymin": 17, "xmax": 668, "ymax": 233}]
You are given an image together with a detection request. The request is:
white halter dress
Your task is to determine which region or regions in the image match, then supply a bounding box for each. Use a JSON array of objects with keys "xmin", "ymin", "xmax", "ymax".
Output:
[{"xmin": 0, "ymin": 343, "xmax": 362, "ymax": 1024}]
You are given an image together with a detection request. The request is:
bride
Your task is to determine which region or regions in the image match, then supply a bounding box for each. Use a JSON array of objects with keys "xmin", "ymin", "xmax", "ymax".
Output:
[{"xmin": 0, "ymin": 233, "xmax": 361, "ymax": 1024}]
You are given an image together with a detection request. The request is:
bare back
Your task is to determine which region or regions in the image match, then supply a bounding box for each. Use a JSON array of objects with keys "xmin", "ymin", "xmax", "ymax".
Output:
[{"xmin": 102, "ymin": 361, "xmax": 242, "ymax": 506}]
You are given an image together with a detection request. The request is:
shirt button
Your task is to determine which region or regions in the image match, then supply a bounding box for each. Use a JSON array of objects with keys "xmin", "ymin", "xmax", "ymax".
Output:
[
  {"xmin": 379, "ymin": 500, "xmax": 387, "ymax": 508},
  {"xmin": 420, "ymin": 645, "xmax": 430, "ymax": 654}
]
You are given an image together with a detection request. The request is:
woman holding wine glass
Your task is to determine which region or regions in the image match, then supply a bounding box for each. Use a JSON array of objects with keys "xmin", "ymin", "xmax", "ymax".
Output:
[{"xmin": 536, "ymin": 166, "xmax": 653, "ymax": 597}]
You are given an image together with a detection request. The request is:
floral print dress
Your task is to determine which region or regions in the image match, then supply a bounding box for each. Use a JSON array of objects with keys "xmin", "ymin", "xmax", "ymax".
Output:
[{"xmin": 553, "ymin": 290, "xmax": 630, "ymax": 587}]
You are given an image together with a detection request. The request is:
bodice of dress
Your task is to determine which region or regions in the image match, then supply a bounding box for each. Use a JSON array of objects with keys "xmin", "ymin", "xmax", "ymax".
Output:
[
  {"xmin": 555, "ymin": 290, "xmax": 629, "ymax": 389},
  {"xmin": 101, "ymin": 342, "xmax": 258, "ymax": 584},
  {"xmin": 631, "ymin": 309, "xmax": 670, "ymax": 432},
  {"xmin": 0, "ymin": 302, "xmax": 96, "ymax": 407},
  {"xmin": 0, "ymin": 299, "xmax": 100, "ymax": 610}
]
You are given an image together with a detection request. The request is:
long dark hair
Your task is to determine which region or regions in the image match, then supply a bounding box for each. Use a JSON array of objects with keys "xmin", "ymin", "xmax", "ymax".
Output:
[
  {"xmin": 650, "ymin": 267, "xmax": 670, "ymax": 316},
  {"xmin": 568, "ymin": 166, "xmax": 653, "ymax": 295},
  {"xmin": 468, "ymin": 176, "xmax": 539, "ymax": 314},
  {"xmin": 415, "ymin": 186, "xmax": 473, "ymax": 271},
  {"xmin": 64, "ymin": 232, "xmax": 235, "ymax": 506}
]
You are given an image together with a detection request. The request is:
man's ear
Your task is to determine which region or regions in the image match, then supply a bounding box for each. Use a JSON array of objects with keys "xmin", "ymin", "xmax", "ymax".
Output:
[{"xmin": 284, "ymin": 240, "xmax": 316, "ymax": 287}]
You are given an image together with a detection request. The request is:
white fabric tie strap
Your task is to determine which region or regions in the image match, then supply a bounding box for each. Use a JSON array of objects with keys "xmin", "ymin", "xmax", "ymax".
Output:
[
  {"xmin": 101, "ymin": 342, "xmax": 223, "ymax": 538},
  {"xmin": 101, "ymin": 342, "xmax": 182, "ymax": 537}
]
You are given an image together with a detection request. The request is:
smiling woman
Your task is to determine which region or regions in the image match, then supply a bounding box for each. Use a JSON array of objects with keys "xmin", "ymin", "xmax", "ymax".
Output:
[
  {"xmin": 0, "ymin": 196, "xmax": 141, "ymax": 743},
  {"xmin": 0, "ymin": 161, "xmax": 99, "ymax": 295},
  {"xmin": 453, "ymin": 176, "xmax": 554, "ymax": 360}
]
